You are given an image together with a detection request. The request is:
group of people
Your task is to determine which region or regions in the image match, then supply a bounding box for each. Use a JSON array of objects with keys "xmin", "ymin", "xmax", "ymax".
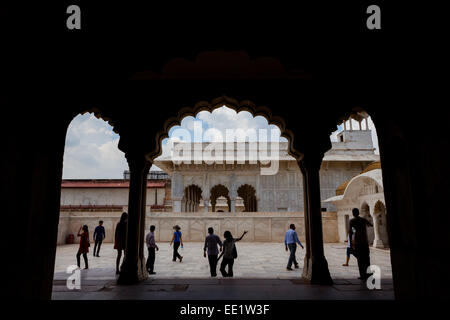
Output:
[
  {"xmin": 75, "ymin": 212, "xmax": 127, "ymax": 274},
  {"xmin": 145, "ymin": 224, "xmax": 249, "ymax": 277},
  {"xmin": 75, "ymin": 208, "xmax": 373, "ymax": 281},
  {"xmin": 75, "ymin": 220, "xmax": 106, "ymax": 269}
]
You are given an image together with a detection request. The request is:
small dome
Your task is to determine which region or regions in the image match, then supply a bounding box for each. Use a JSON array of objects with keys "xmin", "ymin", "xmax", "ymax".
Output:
[
  {"xmin": 361, "ymin": 161, "xmax": 381, "ymax": 174},
  {"xmin": 336, "ymin": 161, "xmax": 381, "ymax": 196},
  {"xmin": 336, "ymin": 180, "xmax": 350, "ymax": 196}
]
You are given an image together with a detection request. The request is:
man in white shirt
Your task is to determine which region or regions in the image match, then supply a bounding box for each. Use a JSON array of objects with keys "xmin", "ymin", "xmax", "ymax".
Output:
[{"xmin": 145, "ymin": 225, "xmax": 159, "ymax": 274}]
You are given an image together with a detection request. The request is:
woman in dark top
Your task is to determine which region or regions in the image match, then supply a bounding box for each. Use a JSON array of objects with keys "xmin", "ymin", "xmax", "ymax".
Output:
[
  {"xmin": 114, "ymin": 212, "xmax": 128, "ymax": 274},
  {"xmin": 170, "ymin": 225, "xmax": 183, "ymax": 262},
  {"xmin": 219, "ymin": 230, "xmax": 248, "ymax": 277},
  {"xmin": 76, "ymin": 225, "xmax": 89, "ymax": 269}
]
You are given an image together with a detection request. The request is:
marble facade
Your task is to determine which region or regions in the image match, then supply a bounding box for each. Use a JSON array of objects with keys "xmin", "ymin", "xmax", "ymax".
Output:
[
  {"xmin": 57, "ymin": 210, "xmax": 339, "ymax": 244},
  {"xmin": 324, "ymin": 163, "xmax": 388, "ymax": 248},
  {"xmin": 58, "ymin": 126, "xmax": 379, "ymax": 246}
]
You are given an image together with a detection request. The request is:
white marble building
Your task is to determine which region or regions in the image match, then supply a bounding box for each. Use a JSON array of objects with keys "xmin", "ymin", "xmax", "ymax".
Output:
[
  {"xmin": 153, "ymin": 127, "xmax": 379, "ymax": 214},
  {"xmin": 324, "ymin": 162, "xmax": 388, "ymax": 248},
  {"xmin": 57, "ymin": 123, "xmax": 382, "ymax": 245}
]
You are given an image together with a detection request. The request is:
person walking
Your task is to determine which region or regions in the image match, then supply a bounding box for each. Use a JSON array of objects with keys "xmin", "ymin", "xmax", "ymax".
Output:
[
  {"xmin": 114, "ymin": 212, "xmax": 128, "ymax": 275},
  {"xmin": 203, "ymin": 227, "xmax": 223, "ymax": 277},
  {"xmin": 76, "ymin": 225, "xmax": 89, "ymax": 269},
  {"xmin": 219, "ymin": 230, "xmax": 248, "ymax": 277},
  {"xmin": 343, "ymin": 227, "xmax": 356, "ymax": 266},
  {"xmin": 284, "ymin": 224, "xmax": 304, "ymax": 271},
  {"xmin": 170, "ymin": 225, "xmax": 183, "ymax": 262},
  {"xmin": 145, "ymin": 225, "xmax": 159, "ymax": 274},
  {"xmin": 93, "ymin": 220, "xmax": 105, "ymax": 257},
  {"xmin": 349, "ymin": 208, "xmax": 373, "ymax": 280}
]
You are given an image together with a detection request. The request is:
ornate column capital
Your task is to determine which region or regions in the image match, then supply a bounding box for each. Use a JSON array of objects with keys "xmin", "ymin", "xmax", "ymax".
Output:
[
  {"xmin": 125, "ymin": 151, "xmax": 152, "ymax": 174},
  {"xmin": 298, "ymin": 152, "xmax": 324, "ymax": 174}
]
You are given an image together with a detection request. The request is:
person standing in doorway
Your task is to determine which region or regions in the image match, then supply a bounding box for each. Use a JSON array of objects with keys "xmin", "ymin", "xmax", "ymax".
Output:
[
  {"xmin": 219, "ymin": 230, "xmax": 248, "ymax": 277},
  {"xmin": 114, "ymin": 212, "xmax": 128, "ymax": 275},
  {"xmin": 145, "ymin": 225, "xmax": 159, "ymax": 274},
  {"xmin": 284, "ymin": 224, "xmax": 304, "ymax": 271},
  {"xmin": 203, "ymin": 227, "xmax": 223, "ymax": 277},
  {"xmin": 76, "ymin": 225, "xmax": 89, "ymax": 269},
  {"xmin": 349, "ymin": 208, "xmax": 373, "ymax": 280},
  {"xmin": 170, "ymin": 225, "xmax": 183, "ymax": 262},
  {"xmin": 93, "ymin": 220, "xmax": 105, "ymax": 257}
]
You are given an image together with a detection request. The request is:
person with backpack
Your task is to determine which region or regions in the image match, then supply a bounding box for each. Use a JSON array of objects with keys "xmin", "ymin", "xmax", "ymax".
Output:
[{"xmin": 219, "ymin": 230, "xmax": 248, "ymax": 277}]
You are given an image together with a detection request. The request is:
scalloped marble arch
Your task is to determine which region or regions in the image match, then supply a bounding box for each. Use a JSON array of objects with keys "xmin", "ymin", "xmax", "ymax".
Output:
[
  {"xmin": 237, "ymin": 183, "xmax": 256, "ymax": 196},
  {"xmin": 333, "ymin": 108, "xmax": 374, "ymax": 132},
  {"xmin": 184, "ymin": 184, "xmax": 203, "ymax": 197},
  {"xmin": 70, "ymin": 107, "xmax": 121, "ymax": 134},
  {"xmin": 149, "ymin": 95, "xmax": 302, "ymax": 162},
  {"xmin": 67, "ymin": 100, "xmax": 377, "ymax": 164}
]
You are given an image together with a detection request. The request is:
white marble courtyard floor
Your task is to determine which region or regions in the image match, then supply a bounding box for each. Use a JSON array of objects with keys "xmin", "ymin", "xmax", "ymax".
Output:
[{"xmin": 53, "ymin": 242, "xmax": 393, "ymax": 299}]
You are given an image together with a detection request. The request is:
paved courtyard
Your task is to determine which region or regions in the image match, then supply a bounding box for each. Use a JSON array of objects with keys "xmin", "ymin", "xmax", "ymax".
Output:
[
  {"xmin": 53, "ymin": 242, "xmax": 393, "ymax": 300},
  {"xmin": 54, "ymin": 242, "xmax": 392, "ymax": 279}
]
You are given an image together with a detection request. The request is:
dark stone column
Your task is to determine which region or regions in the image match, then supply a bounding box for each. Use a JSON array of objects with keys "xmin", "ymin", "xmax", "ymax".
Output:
[
  {"xmin": 299, "ymin": 154, "xmax": 333, "ymax": 285},
  {"xmin": 299, "ymin": 161, "xmax": 312, "ymax": 280},
  {"xmin": 2, "ymin": 118, "xmax": 67, "ymax": 299},
  {"xmin": 118, "ymin": 153, "xmax": 151, "ymax": 285},
  {"xmin": 376, "ymin": 116, "xmax": 450, "ymax": 299}
]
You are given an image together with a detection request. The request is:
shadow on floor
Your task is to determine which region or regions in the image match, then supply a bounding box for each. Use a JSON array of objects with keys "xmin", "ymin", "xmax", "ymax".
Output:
[{"xmin": 53, "ymin": 270, "xmax": 394, "ymax": 300}]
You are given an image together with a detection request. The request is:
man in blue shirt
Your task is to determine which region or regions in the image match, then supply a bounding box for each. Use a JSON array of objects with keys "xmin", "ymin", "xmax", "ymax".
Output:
[
  {"xmin": 284, "ymin": 224, "xmax": 304, "ymax": 270},
  {"xmin": 93, "ymin": 220, "xmax": 105, "ymax": 257}
]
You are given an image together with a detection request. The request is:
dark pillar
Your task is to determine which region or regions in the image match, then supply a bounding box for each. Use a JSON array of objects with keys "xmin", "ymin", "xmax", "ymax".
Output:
[
  {"xmin": 2, "ymin": 117, "xmax": 67, "ymax": 299},
  {"xmin": 376, "ymin": 116, "xmax": 450, "ymax": 299},
  {"xmin": 299, "ymin": 161, "xmax": 312, "ymax": 280},
  {"xmin": 117, "ymin": 153, "xmax": 151, "ymax": 285},
  {"xmin": 299, "ymin": 154, "xmax": 333, "ymax": 285}
]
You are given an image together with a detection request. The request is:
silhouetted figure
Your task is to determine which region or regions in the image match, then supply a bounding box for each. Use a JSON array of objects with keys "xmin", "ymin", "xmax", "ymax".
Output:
[
  {"xmin": 203, "ymin": 227, "xmax": 223, "ymax": 277},
  {"xmin": 76, "ymin": 225, "xmax": 89, "ymax": 269},
  {"xmin": 343, "ymin": 228, "xmax": 356, "ymax": 266},
  {"xmin": 93, "ymin": 220, "xmax": 105, "ymax": 257},
  {"xmin": 349, "ymin": 208, "xmax": 373, "ymax": 280},
  {"xmin": 284, "ymin": 224, "xmax": 304, "ymax": 270},
  {"xmin": 219, "ymin": 230, "xmax": 248, "ymax": 277},
  {"xmin": 170, "ymin": 225, "xmax": 183, "ymax": 262},
  {"xmin": 114, "ymin": 212, "xmax": 127, "ymax": 275},
  {"xmin": 145, "ymin": 225, "xmax": 159, "ymax": 274}
]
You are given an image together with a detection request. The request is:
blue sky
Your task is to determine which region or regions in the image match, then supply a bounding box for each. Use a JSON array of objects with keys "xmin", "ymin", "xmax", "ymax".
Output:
[{"xmin": 62, "ymin": 107, "xmax": 379, "ymax": 179}]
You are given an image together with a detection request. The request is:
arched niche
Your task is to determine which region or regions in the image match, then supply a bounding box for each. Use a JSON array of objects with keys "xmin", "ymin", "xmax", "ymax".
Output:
[
  {"xmin": 374, "ymin": 200, "xmax": 389, "ymax": 247},
  {"xmin": 182, "ymin": 184, "xmax": 202, "ymax": 212},
  {"xmin": 360, "ymin": 202, "xmax": 374, "ymax": 245},
  {"xmin": 237, "ymin": 184, "xmax": 257, "ymax": 212},
  {"xmin": 210, "ymin": 184, "xmax": 231, "ymax": 212}
]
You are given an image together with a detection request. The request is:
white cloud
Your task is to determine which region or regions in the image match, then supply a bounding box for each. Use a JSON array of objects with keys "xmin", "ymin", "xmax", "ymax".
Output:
[
  {"xmin": 63, "ymin": 113, "xmax": 128, "ymax": 179},
  {"xmin": 63, "ymin": 109, "xmax": 381, "ymax": 179},
  {"xmin": 165, "ymin": 105, "xmax": 286, "ymax": 143}
]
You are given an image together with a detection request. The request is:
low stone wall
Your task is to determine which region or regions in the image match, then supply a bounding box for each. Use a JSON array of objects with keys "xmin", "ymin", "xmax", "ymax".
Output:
[{"xmin": 57, "ymin": 211, "xmax": 338, "ymax": 244}]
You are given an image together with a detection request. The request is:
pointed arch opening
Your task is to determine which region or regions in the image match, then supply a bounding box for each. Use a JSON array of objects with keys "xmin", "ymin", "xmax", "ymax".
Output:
[
  {"xmin": 237, "ymin": 184, "xmax": 257, "ymax": 212},
  {"xmin": 210, "ymin": 184, "xmax": 231, "ymax": 212},
  {"xmin": 182, "ymin": 184, "xmax": 202, "ymax": 212}
]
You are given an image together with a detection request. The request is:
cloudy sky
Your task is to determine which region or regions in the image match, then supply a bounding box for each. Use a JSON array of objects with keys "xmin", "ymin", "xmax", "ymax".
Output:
[{"xmin": 62, "ymin": 107, "xmax": 379, "ymax": 179}]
